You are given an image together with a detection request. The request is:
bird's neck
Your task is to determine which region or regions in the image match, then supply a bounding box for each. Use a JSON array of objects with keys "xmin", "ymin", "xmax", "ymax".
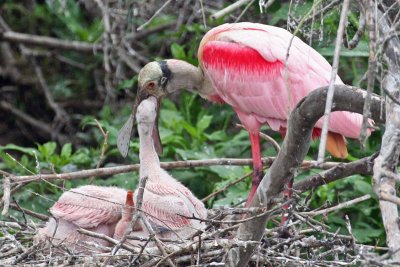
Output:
[
  {"xmin": 138, "ymin": 123, "xmax": 160, "ymax": 177},
  {"xmin": 166, "ymin": 59, "xmax": 215, "ymax": 97}
]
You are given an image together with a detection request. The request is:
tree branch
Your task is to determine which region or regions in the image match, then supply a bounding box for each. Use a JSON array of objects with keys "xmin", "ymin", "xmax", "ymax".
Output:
[
  {"xmin": 226, "ymin": 85, "xmax": 385, "ymax": 267},
  {"xmin": 0, "ymin": 31, "xmax": 101, "ymax": 52},
  {"xmin": 371, "ymin": 4, "xmax": 400, "ymax": 261}
]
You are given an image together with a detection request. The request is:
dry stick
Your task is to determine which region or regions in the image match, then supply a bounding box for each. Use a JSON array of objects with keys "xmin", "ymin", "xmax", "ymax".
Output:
[
  {"xmin": 294, "ymin": 154, "xmax": 376, "ymax": 193},
  {"xmin": 142, "ymin": 216, "xmax": 176, "ymax": 267},
  {"xmin": 236, "ymin": 123, "xmax": 280, "ymax": 152},
  {"xmin": 77, "ymin": 228, "xmax": 136, "ymax": 252},
  {"xmin": 201, "ymin": 172, "xmax": 252, "ymax": 202},
  {"xmin": 199, "ymin": 0, "xmax": 207, "ymax": 29},
  {"xmin": 344, "ymin": 12, "xmax": 366, "ymax": 50},
  {"xmin": 317, "ymin": 0, "xmax": 350, "ymax": 163},
  {"xmin": 1, "ymin": 176, "xmax": 10, "ymax": 215},
  {"xmin": 359, "ymin": 0, "xmax": 377, "ymax": 147},
  {"xmin": 94, "ymin": 119, "xmax": 109, "ymax": 169},
  {"xmin": 9, "ymin": 203, "xmax": 49, "ymax": 221},
  {"xmin": 234, "ymin": 0, "xmax": 255, "ymax": 23},
  {"xmin": 0, "ymin": 31, "xmax": 101, "ymax": 52},
  {"xmin": 210, "ymin": 0, "xmax": 251, "ymax": 20},
  {"xmin": 300, "ymin": 194, "xmax": 371, "ymax": 216},
  {"xmin": 8, "ymin": 158, "xmax": 267, "ymax": 183},
  {"xmin": 137, "ymin": 0, "xmax": 173, "ymax": 31},
  {"xmin": 8, "ymin": 158, "xmax": 343, "ymax": 184}
]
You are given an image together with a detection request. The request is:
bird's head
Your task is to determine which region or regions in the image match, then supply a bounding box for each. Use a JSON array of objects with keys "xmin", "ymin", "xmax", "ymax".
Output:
[
  {"xmin": 136, "ymin": 96, "xmax": 158, "ymax": 125},
  {"xmin": 136, "ymin": 61, "xmax": 171, "ymax": 102},
  {"xmin": 117, "ymin": 59, "xmax": 200, "ymax": 158}
]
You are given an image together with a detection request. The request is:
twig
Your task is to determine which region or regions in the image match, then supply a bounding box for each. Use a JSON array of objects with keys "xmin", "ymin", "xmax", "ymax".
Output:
[
  {"xmin": 300, "ymin": 195, "xmax": 371, "ymax": 216},
  {"xmin": 294, "ymin": 154, "xmax": 376, "ymax": 193},
  {"xmin": 210, "ymin": 0, "xmax": 252, "ymax": 20},
  {"xmin": 137, "ymin": 0, "xmax": 173, "ymax": 31},
  {"xmin": 1, "ymin": 176, "xmax": 11, "ymax": 215},
  {"xmin": 317, "ymin": 0, "xmax": 351, "ymax": 163},
  {"xmin": 236, "ymin": 124, "xmax": 280, "ymax": 152},
  {"xmin": 9, "ymin": 203, "xmax": 49, "ymax": 221},
  {"xmin": 0, "ymin": 31, "xmax": 101, "ymax": 52},
  {"xmin": 94, "ymin": 119, "xmax": 109, "ymax": 169},
  {"xmin": 234, "ymin": 0, "xmax": 255, "ymax": 23},
  {"xmin": 344, "ymin": 12, "xmax": 366, "ymax": 49},
  {"xmin": 77, "ymin": 228, "xmax": 136, "ymax": 252},
  {"xmin": 359, "ymin": 0, "xmax": 377, "ymax": 147},
  {"xmin": 201, "ymin": 172, "xmax": 252, "ymax": 202},
  {"xmin": 142, "ymin": 215, "xmax": 176, "ymax": 267}
]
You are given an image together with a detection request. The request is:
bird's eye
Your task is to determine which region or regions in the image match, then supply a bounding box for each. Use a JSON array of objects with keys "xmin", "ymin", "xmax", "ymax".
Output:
[{"xmin": 147, "ymin": 81, "xmax": 156, "ymax": 90}]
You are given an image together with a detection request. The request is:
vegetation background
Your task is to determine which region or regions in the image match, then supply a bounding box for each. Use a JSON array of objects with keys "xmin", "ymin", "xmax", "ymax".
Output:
[{"xmin": 0, "ymin": 0, "xmax": 385, "ymax": 248}]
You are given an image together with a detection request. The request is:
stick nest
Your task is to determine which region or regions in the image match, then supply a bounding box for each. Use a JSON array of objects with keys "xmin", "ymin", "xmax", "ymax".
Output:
[{"xmin": 0, "ymin": 203, "xmax": 389, "ymax": 267}]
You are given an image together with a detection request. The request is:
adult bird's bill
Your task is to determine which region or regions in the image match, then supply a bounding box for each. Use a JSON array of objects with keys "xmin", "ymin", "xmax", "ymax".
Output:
[{"xmin": 117, "ymin": 90, "xmax": 163, "ymax": 158}]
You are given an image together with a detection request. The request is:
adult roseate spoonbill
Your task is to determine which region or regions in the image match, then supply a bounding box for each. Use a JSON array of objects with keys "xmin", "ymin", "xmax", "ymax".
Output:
[
  {"xmin": 134, "ymin": 96, "xmax": 207, "ymax": 239},
  {"xmin": 35, "ymin": 185, "xmax": 130, "ymax": 252},
  {"xmin": 118, "ymin": 22, "xmax": 370, "ymax": 208}
]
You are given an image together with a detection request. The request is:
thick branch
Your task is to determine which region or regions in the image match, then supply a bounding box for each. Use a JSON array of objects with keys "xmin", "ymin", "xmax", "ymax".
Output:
[
  {"xmin": 372, "ymin": 5, "xmax": 400, "ymax": 260},
  {"xmin": 294, "ymin": 154, "xmax": 376, "ymax": 192},
  {"xmin": 226, "ymin": 85, "xmax": 385, "ymax": 267}
]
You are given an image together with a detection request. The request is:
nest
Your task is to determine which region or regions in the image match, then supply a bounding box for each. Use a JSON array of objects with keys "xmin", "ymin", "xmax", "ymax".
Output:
[{"xmin": 0, "ymin": 203, "xmax": 390, "ymax": 267}]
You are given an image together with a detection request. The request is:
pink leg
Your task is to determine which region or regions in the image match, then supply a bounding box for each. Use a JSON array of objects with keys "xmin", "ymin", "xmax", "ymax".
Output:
[
  {"xmin": 245, "ymin": 132, "xmax": 263, "ymax": 208},
  {"xmin": 280, "ymin": 178, "xmax": 293, "ymax": 226}
]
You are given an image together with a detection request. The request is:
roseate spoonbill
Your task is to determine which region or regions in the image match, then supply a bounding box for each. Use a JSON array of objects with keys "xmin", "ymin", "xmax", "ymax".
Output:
[
  {"xmin": 134, "ymin": 96, "xmax": 207, "ymax": 239},
  {"xmin": 118, "ymin": 22, "xmax": 371, "ymax": 208},
  {"xmin": 35, "ymin": 185, "xmax": 130, "ymax": 252}
]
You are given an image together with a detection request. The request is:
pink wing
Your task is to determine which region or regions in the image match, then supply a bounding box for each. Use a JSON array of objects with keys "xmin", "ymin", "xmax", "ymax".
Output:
[
  {"xmin": 200, "ymin": 22, "xmax": 368, "ymax": 138},
  {"xmin": 139, "ymin": 180, "xmax": 206, "ymax": 231},
  {"xmin": 50, "ymin": 185, "xmax": 127, "ymax": 229}
]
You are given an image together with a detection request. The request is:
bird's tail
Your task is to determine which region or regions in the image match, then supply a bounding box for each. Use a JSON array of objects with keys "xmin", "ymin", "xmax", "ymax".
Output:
[{"xmin": 326, "ymin": 132, "xmax": 348, "ymax": 159}]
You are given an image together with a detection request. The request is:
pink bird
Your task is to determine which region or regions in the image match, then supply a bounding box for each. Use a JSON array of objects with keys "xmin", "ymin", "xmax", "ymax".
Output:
[
  {"xmin": 118, "ymin": 22, "xmax": 370, "ymax": 209},
  {"xmin": 35, "ymin": 185, "xmax": 132, "ymax": 252},
  {"xmin": 134, "ymin": 96, "xmax": 207, "ymax": 239}
]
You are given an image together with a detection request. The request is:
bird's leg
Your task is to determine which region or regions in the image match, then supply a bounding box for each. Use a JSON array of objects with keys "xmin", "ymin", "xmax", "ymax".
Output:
[{"xmin": 245, "ymin": 132, "xmax": 263, "ymax": 208}]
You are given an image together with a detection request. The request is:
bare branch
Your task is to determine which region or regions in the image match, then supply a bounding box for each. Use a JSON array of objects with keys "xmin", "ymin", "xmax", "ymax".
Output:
[
  {"xmin": 210, "ymin": 0, "xmax": 252, "ymax": 20},
  {"xmin": 0, "ymin": 31, "xmax": 101, "ymax": 52},
  {"xmin": 317, "ymin": 0, "xmax": 350, "ymax": 163}
]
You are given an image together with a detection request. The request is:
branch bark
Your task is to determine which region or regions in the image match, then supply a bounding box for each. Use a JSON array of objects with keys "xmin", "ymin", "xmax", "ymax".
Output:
[
  {"xmin": 371, "ymin": 4, "xmax": 400, "ymax": 261},
  {"xmin": 226, "ymin": 85, "xmax": 385, "ymax": 267}
]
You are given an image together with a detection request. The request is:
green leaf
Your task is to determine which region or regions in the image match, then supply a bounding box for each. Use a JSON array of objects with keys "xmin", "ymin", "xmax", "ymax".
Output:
[
  {"xmin": 171, "ymin": 43, "xmax": 187, "ymax": 60},
  {"xmin": 196, "ymin": 115, "xmax": 212, "ymax": 134},
  {"xmin": 0, "ymin": 144, "xmax": 37, "ymax": 156},
  {"xmin": 353, "ymin": 179, "xmax": 372, "ymax": 195},
  {"xmin": 61, "ymin": 143, "xmax": 72, "ymax": 159},
  {"xmin": 316, "ymin": 41, "xmax": 369, "ymax": 57},
  {"xmin": 38, "ymin": 142, "xmax": 57, "ymax": 159},
  {"xmin": 117, "ymin": 76, "xmax": 138, "ymax": 90}
]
